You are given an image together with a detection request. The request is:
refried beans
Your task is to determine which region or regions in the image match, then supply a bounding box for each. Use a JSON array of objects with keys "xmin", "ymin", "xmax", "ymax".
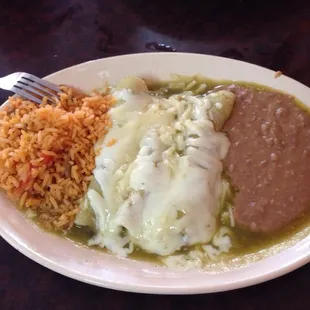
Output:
[{"xmin": 223, "ymin": 85, "xmax": 310, "ymax": 233}]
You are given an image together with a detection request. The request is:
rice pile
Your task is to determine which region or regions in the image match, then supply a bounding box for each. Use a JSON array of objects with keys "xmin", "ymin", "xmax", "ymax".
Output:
[{"xmin": 0, "ymin": 87, "xmax": 114, "ymax": 230}]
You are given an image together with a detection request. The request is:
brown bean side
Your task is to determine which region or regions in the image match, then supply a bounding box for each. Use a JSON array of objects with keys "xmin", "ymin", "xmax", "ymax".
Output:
[{"xmin": 223, "ymin": 85, "xmax": 310, "ymax": 233}]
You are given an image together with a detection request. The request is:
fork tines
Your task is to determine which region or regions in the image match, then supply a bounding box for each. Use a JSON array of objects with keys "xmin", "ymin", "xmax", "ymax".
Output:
[{"xmin": 13, "ymin": 73, "xmax": 60, "ymax": 104}]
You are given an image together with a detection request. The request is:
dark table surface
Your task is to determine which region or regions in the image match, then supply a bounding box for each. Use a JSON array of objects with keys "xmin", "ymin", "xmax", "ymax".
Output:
[{"xmin": 1, "ymin": 0, "xmax": 310, "ymax": 309}]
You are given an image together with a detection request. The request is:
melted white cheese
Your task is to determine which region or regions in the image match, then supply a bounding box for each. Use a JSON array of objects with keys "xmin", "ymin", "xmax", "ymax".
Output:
[{"xmin": 82, "ymin": 89, "xmax": 234, "ymax": 256}]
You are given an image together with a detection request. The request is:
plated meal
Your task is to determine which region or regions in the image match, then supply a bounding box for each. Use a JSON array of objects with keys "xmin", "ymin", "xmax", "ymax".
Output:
[
  {"xmin": 0, "ymin": 53, "xmax": 309, "ymax": 293},
  {"xmin": 1, "ymin": 72, "xmax": 309, "ymax": 269}
]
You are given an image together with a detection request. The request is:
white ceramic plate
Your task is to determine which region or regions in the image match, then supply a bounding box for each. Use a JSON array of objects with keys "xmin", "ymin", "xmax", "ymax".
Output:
[{"xmin": 1, "ymin": 53, "xmax": 310, "ymax": 294}]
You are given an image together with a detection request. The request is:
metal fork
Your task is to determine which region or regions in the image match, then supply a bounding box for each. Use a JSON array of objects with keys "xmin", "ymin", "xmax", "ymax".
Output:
[{"xmin": 0, "ymin": 72, "xmax": 60, "ymax": 104}]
